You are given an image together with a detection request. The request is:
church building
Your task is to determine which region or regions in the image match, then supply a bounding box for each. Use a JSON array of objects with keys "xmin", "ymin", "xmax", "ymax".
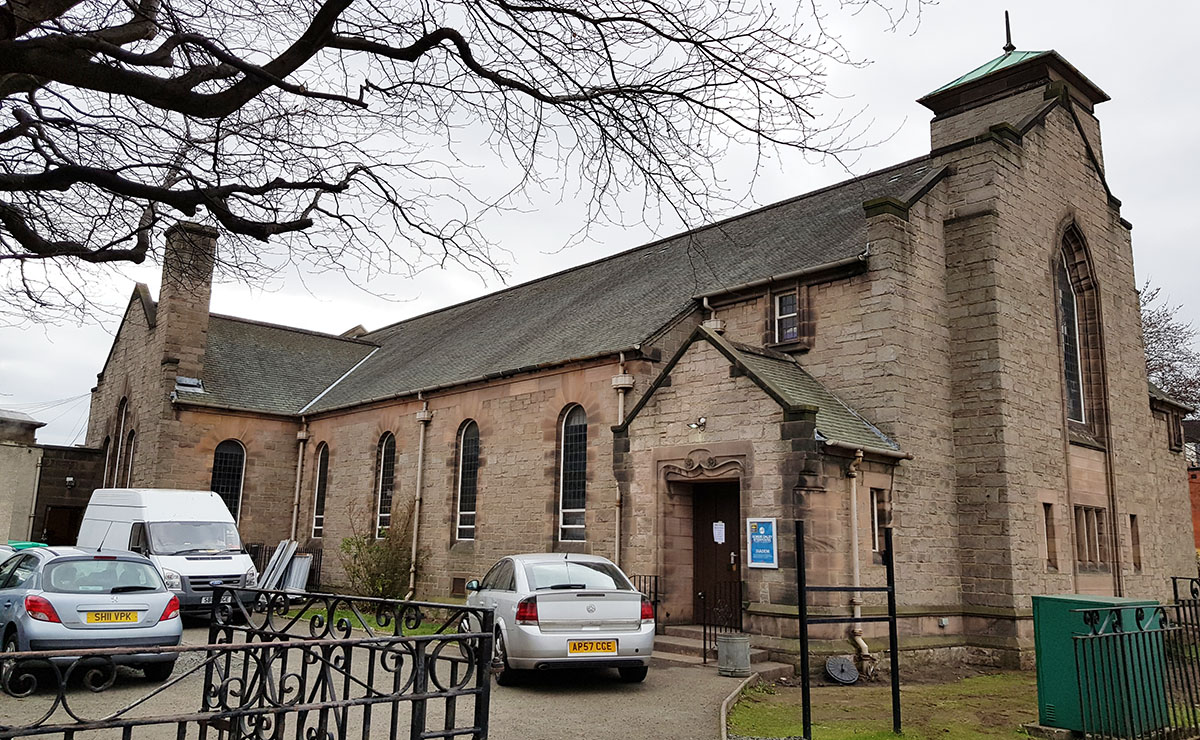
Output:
[{"xmin": 86, "ymin": 46, "xmax": 1195, "ymax": 667}]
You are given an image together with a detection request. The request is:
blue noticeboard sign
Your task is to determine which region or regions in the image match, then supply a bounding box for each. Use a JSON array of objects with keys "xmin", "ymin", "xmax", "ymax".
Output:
[{"xmin": 746, "ymin": 518, "xmax": 778, "ymax": 569}]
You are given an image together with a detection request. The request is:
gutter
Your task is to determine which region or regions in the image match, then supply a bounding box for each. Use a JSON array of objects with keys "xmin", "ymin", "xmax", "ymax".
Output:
[
  {"xmin": 824, "ymin": 439, "xmax": 912, "ymax": 461},
  {"xmin": 692, "ymin": 250, "xmax": 870, "ymax": 301}
]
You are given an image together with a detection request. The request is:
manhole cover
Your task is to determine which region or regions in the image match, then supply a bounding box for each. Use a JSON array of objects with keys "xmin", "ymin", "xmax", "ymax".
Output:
[{"xmin": 825, "ymin": 656, "xmax": 859, "ymax": 685}]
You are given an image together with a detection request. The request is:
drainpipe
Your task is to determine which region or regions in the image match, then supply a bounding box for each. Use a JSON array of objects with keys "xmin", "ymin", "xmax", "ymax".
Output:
[
  {"xmin": 406, "ymin": 400, "xmax": 434, "ymax": 600},
  {"xmin": 289, "ymin": 419, "xmax": 310, "ymax": 540},
  {"xmin": 27, "ymin": 453, "xmax": 44, "ymax": 540},
  {"xmin": 847, "ymin": 449, "xmax": 876, "ymax": 674},
  {"xmin": 612, "ymin": 353, "xmax": 635, "ymax": 568}
]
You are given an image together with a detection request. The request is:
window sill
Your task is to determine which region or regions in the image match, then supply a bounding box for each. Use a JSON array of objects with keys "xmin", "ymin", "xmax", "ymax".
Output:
[
  {"xmin": 552, "ymin": 540, "xmax": 588, "ymax": 554},
  {"xmin": 768, "ymin": 339, "xmax": 812, "ymax": 354},
  {"xmin": 1075, "ymin": 563, "xmax": 1111, "ymax": 574}
]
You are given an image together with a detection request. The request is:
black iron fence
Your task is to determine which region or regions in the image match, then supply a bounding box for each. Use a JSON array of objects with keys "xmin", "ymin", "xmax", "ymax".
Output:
[
  {"xmin": 699, "ymin": 580, "xmax": 743, "ymax": 663},
  {"xmin": 1072, "ymin": 602, "xmax": 1200, "ymax": 740},
  {"xmin": 0, "ymin": 587, "xmax": 494, "ymax": 739},
  {"xmin": 629, "ymin": 574, "xmax": 663, "ymax": 635}
]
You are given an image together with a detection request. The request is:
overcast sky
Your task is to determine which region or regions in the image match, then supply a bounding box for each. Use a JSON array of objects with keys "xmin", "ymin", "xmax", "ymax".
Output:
[{"xmin": 3, "ymin": 1, "xmax": 1198, "ymax": 445}]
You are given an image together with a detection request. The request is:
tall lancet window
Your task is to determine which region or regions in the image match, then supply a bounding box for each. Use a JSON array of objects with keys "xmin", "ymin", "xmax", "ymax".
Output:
[{"xmin": 1058, "ymin": 255, "xmax": 1085, "ymax": 423}]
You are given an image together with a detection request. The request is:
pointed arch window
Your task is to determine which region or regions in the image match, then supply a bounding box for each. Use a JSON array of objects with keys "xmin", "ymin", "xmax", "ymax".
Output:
[
  {"xmin": 456, "ymin": 421, "xmax": 480, "ymax": 541},
  {"xmin": 112, "ymin": 398, "xmax": 128, "ymax": 481},
  {"xmin": 101, "ymin": 437, "xmax": 112, "ymax": 487},
  {"xmin": 211, "ymin": 440, "xmax": 246, "ymax": 521},
  {"xmin": 123, "ymin": 430, "xmax": 136, "ymax": 486},
  {"xmin": 312, "ymin": 443, "xmax": 329, "ymax": 538},
  {"xmin": 1057, "ymin": 254, "xmax": 1085, "ymax": 423},
  {"xmin": 376, "ymin": 433, "xmax": 397, "ymax": 538},
  {"xmin": 559, "ymin": 405, "xmax": 588, "ymax": 541}
]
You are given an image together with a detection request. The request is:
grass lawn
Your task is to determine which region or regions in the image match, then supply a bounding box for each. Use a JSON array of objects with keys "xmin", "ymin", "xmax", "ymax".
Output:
[{"xmin": 728, "ymin": 670, "xmax": 1037, "ymax": 739}]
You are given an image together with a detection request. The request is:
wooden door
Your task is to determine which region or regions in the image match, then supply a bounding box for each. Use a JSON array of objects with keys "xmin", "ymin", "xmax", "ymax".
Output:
[{"xmin": 692, "ymin": 481, "xmax": 741, "ymax": 624}]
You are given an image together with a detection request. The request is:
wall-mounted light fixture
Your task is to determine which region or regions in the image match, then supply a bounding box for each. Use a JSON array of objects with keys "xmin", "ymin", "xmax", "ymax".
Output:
[
  {"xmin": 687, "ymin": 417, "xmax": 707, "ymax": 430},
  {"xmin": 65, "ymin": 476, "xmax": 75, "ymax": 489}
]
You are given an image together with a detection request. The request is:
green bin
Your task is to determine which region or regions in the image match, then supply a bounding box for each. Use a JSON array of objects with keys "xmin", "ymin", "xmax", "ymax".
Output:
[{"xmin": 1033, "ymin": 594, "xmax": 1166, "ymax": 735}]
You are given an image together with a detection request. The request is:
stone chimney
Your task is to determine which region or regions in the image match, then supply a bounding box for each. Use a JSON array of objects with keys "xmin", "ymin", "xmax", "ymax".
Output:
[
  {"xmin": 918, "ymin": 49, "xmax": 1110, "ymax": 161},
  {"xmin": 157, "ymin": 222, "xmax": 216, "ymax": 383}
]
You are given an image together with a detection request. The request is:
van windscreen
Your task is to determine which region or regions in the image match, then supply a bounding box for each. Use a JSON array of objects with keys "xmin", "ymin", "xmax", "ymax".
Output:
[{"xmin": 149, "ymin": 522, "xmax": 242, "ymax": 555}]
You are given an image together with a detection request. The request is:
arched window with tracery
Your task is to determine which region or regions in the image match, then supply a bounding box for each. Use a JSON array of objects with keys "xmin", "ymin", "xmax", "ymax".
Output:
[
  {"xmin": 456, "ymin": 421, "xmax": 479, "ymax": 541},
  {"xmin": 376, "ymin": 433, "xmax": 397, "ymax": 538},
  {"xmin": 211, "ymin": 439, "xmax": 246, "ymax": 521},
  {"xmin": 312, "ymin": 443, "xmax": 329, "ymax": 538},
  {"xmin": 1057, "ymin": 225, "xmax": 1104, "ymax": 432},
  {"xmin": 558, "ymin": 405, "xmax": 588, "ymax": 541}
]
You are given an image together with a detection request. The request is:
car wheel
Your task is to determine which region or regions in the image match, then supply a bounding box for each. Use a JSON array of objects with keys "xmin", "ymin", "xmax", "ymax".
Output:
[
  {"xmin": 142, "ymin": 661, "xmax": 176, "ymax": 682},
  {"xmin": 618, "ymin": 666, "xmax": 648, "ymax": 683},
  {"xmin": 1, "ymin": 632, "xmax": 29, "ymax": 693},
  {"xmin": 492, "ymin": 631, "xmax": 520, "ymax": 687}
]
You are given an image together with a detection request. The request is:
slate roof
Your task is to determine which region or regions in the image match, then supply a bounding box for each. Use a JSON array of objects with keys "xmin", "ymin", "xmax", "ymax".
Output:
[
  {"xmin": 174, "ymin": 316, "xmax": 377, "ymax": 415},
  {"xmin": 712, "ymin": 332, "xmax": 900, "ymax": 451},
  {"xmin": 1148, "ymin": 381, "xmax": 1193, "ymax": 413},
  {"xmin": 305, "ymin": 156, "xmax": 935, "ymax": 413}
]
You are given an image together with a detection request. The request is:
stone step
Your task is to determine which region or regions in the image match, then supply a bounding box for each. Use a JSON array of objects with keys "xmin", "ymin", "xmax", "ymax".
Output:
[
  {"xmin": 653, "ymin": 633, "xmax": 771, "ymax": 663},
  {"xmin": 662, "ymin": 624, "xmax": 706, "ymax": 640}
]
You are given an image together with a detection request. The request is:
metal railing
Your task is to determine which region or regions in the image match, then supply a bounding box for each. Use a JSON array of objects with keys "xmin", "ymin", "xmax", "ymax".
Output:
[
  {"xmin": 1073, "ymin": 602, "xmax": 1200, "ymax": 740},
  {"xmin": 699, "ymin": 580, "xmax": 743, "ymax": 663},
  {"xmin": 0, "ymin": 587, "xmax": 494, "ymax": 739},
  {"xmin": 629, "ymin": 574, "xmax": 663, "ymax": 635}
]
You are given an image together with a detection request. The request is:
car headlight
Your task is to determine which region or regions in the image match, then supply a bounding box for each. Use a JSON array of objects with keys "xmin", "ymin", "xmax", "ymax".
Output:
[
  {"xmin": 244, "ymin": 567, "xmax": 258, "ymax": 588},
  {"xmin": 162, "ymin": 568, "xmax": 183, "ymax": 591}
]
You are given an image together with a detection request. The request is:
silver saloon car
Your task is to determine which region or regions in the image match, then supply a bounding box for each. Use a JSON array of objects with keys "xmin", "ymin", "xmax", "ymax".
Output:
[
  {"xmin": 0, "ymin": 547, "xmax": 183, "ymax": 681},
  {"xmin": 466, "ymin": 553, "xmax": 655, "ymax": 684}
]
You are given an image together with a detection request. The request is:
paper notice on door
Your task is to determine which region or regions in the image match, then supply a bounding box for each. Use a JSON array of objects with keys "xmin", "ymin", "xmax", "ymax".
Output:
[{"xmin": 713, "ymin": 521, "xmax": 726, "ymax": 544}]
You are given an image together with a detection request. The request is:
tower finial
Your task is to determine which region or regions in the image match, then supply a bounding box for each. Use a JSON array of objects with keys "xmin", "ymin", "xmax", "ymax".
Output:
[{"xmin": 1003, "ymin": 11, "xmax": 1016, "ymax": 54}]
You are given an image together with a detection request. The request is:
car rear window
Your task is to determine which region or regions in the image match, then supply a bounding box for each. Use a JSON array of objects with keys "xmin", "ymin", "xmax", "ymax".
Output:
[
  {"xmin": 524, "ymin": 561, "xmax": 632, "ymax": 591},
  {"xmin": 44, "ymin": 560, "xmax": 164, "ymax": 594}
]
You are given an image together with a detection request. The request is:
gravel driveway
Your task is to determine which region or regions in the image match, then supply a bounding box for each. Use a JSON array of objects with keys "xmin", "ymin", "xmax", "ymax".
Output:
[{"xmin": 0, "ymin": 624, "xmax": 738, "ymax": 739}]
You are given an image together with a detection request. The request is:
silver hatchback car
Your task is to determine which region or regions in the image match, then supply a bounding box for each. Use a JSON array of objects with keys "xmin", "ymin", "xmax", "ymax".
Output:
[
  {"xmin": 0, "ymin": 547, "xmax": 183, "ymax": 681},
  {"xmin": 466, "ymin": 553, "xmax": 655, "ymax": 684}
]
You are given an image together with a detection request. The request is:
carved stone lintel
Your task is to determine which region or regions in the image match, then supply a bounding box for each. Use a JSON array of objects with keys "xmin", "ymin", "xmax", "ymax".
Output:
[{"xmin": 662, "ymin": 448, "xmax": 744, "ymax": 481}]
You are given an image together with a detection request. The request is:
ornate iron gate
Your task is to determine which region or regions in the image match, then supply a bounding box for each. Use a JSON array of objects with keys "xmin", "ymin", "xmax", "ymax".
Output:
[{"xmin": 0, "ymin": 587, "xmax": 494, "ymax": 739}]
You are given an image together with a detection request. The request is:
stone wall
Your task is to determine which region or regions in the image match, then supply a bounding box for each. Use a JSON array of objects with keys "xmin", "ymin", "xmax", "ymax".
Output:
[{"xmin": 0, "ymin": 442, "xmax": 40, "ymax": 540}]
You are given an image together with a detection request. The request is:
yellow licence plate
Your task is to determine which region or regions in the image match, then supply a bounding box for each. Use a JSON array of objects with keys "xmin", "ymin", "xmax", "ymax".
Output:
[
  {"xmin": 86, "ymin": 611, "xmax": 138, "ymax": 624},
  {"xmin": 568, "ymin": 640, "xmax": 617, "ymax": 655}
]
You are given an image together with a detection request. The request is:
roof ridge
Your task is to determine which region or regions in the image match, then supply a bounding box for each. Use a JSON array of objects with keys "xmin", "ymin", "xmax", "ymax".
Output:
[
  {"xmin": 209, "ymin": 313, "xmax": 380, "ymax": 347},
  {"xmin": 363, "ymin": 155, "xmax": 931, "ymax": 340}
]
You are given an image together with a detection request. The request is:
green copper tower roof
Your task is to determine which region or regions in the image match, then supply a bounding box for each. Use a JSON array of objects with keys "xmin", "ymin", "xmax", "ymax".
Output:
[{"xmin": 925, "ymin": 50, "xmax": 1051, "ymax": 98}]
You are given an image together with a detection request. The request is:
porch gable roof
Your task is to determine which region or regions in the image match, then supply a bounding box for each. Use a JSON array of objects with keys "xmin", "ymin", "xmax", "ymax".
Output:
[{"xmin": 616, "ymin": 326, "xmax": 901, "ymax": 453}]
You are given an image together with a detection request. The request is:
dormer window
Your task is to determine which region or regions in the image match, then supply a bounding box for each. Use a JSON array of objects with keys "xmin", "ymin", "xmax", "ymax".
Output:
[{"xmin": 774, "ymin": 291, "xmax": 799, "ymax": 343}]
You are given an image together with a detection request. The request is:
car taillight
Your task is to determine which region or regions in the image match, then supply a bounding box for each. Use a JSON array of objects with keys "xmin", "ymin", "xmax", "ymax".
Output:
[
  {"xmin": 641, "ymin": 596, "xmax": 654, "ymax": 622},
  {"xmin": 515, "ymin": 597, "xmax": 538, "ymax": 625},
  {"xmin": 25, "ymin": 595, "xmax": 61, "ymax": 623},
  {"xmin": 159, "ymin": 595, "xmax": 181, "ymax": 621}
]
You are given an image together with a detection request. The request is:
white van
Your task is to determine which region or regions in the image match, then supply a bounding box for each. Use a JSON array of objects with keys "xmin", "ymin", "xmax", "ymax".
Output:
[{"xmin": 77, "ymin": 489, "xmax": 258, "ymax": 613}]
